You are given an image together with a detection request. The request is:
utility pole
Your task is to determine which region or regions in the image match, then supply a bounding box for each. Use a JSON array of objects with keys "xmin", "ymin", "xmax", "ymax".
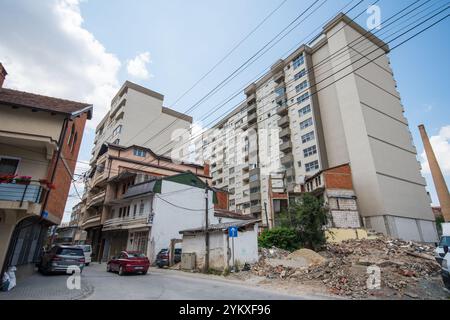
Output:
[
  {"xmin": 263, "ymin": 202, "xmax": 269, "ymax": 229},
  {"xmin": 204, "ymin": 181, "xmax": 210, "ymax": 272}
]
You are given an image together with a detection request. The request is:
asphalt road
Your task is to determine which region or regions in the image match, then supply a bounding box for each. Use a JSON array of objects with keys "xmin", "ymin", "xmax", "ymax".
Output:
[
  {"xmin": 85, "ymin": 263, "xmax": 306, "ymax": 300},
  {"xmin": 0, "ymin": 263, "xmax": 328, "ymax": 300}
]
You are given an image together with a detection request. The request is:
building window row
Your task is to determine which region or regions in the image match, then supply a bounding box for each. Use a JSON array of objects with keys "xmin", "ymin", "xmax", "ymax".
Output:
[
  {"xmin": 133, "ymin": 148, "xmax": 146, "ymax": 157},
  {"xmin": 295, "ymin": 80, "xmax": 308, "ymax": 93},
  {"xmin": 301, "ymin": 131, "xmax": 315, "ymax": 143},
  {"xmin": 298, "ymin": 105, "xmax": 311, "ymax": 117},
  {"xmin": 303, "ymin": 145, "xmax": 317, "ymax": 157},
  {"xmin": 294, "ymin": 68, "xmax": 306, "ymax": 80},
  {"xmin": 300, "ymin": 117, "xmax": 313, "ymax": 130},
  {"xmin": 305, "ymin": 160, "xmax": 319, "ymax": 172},
  {"xmin": 293, "ymin": 55, "xmax": 305, "ymax": 69},
  {"xmin": 297, "ymin": 92, "xmax": 310, "ymax": 104}
]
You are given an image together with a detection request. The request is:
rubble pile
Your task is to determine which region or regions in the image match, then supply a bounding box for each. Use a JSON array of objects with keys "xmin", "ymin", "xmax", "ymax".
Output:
[{"xmin": 251, "ymin": 237, "xmax": 442, "ymax": 298}]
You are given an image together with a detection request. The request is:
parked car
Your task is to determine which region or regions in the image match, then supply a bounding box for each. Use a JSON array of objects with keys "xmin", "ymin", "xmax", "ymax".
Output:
[
  {"xmin": 441, "ymin": 245, "xmax": 450, "ymax": 290},
  {"xmin": 38, "ymin": 245, "xmax": 85, "ymax": 274},
  {"xmin": 77, "ymin": 245, "xmax": 92, "ymax": 266},
  {"xmin": 106, "ymin": 251, "xmax": 150, "ymax": 275},
  {"xmin": 435, "ymin": 223, "xmax": 450, "ymax": 265},
  {"xmin": 155, "ymin": 248, "xmax": 182, "ymax": 268}
]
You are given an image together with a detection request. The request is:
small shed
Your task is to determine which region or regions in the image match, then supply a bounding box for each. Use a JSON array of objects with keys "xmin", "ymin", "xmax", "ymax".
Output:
[{"xmin": 179, "ymin": 220, "xmax": 259, "ymax": 271}]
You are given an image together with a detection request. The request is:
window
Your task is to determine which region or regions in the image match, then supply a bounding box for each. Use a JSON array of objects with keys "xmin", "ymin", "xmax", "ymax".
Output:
[
  {"xmin": 112, "ymin": 138, "xmax": 120, "ymax": 145},
  {"xmin": 305, "ymin": 160, "xmax": 319, "ymax": 172},
  {"xmin": 133, "ymin": 148, "xmax": 146, "ymax": 157},
  {"xmin": 303, "ymin": 145, "xmax": 317, "ymax": 157},
  {"xmin": 133, "ymin": 204, "xmax": 137, "ymax": 217},
  {"xmin": 301, "ymin": 131, "xmax": 315, "ymax": 143},
  {"xmin": 298, "ymin": 105, "xmax": 311, "ymax": 116},
  {"xmin": 297, "ymin": 92, "xmax": 310, "ymax": 103},
  {"xmin": 0, "ymin": 157, "xmax": 20, "ymax": 174},
  {"xmin": 294, "ymin": 68, "xmax": 306, "ymax": 80},
  {"xmin": 229, "ymin": 167, "xmax": 234, "ymax": 174},
  {"xmin": 300, "ymin": 118, "xmax": 313, "ymax": 130},
  {"xmin": 71, "ymin": 133, "xmax": 78, "ymax": 153},
  {"xmin": 295, "ymin": 80, "xmax": 308, "ymax": 93},
  {"xmin": 119, "ymin": 208, "xmax": 123, "ymax": 218},
  {"xmin": 67, "ymin": 124, "xmax": 75, "ymax": 145},
  {"xmin": 293, "ymin": 55, "xmax": 305, "ymax": 69},
  {"xmin": 113, "ymin": 125, "xmax": 122, "ymax": 136},
  {"xmin": 139, "ymin": 200, "xmax": 144, "ymax": 214}
]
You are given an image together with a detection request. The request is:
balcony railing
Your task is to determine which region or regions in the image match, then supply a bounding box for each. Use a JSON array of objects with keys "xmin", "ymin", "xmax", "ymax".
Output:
[
  {"xmin": 0, "ymin": 181, "xmax": 44, "ymax": 206},
  {"xmin": 103, "ymin": 213, "xmax": 153, "ymax": 231}
]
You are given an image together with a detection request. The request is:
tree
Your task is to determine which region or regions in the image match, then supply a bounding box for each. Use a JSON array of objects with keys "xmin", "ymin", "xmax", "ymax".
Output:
[
  {"xmin": 278, "ymin": 193, "xmax": 330, "ymax": 250},
  {"xmin": 258, "ymin": 227, "xmax": 301, "ymax": 251}
]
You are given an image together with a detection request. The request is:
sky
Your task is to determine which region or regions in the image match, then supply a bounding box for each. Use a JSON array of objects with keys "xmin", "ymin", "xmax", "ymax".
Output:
[{"xmin": 0, "ymin": 0, "xmax": 448, "ymax": 222}]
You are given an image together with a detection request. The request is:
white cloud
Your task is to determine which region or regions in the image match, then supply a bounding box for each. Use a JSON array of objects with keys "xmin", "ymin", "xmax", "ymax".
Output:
[
  {"xmin": 420, "ymin": 125, "xmax": 450, "ymax": 175},
  {"xmin": 0, "ymin": 0, "xmax": 121, "ymax": 128},
  {"xmin": 126, "ymin": 52, "xmax": 152, "ymax": 79}
]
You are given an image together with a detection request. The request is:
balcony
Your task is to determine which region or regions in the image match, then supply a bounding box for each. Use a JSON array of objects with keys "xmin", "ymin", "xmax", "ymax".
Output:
[
  {"xmin": 279, "ymin": 140, "xmax": 292, "ymax": 153},
  {"xmin": 277, "ymin": 115, "xmax": 289, "ymax": 128},
  {"xmin": 247, "ymin": 112, "xmax": 257, "ymax": 124},
  {"xmin": 247, "ymin": 103, "xmax": 256, "ymax": 113},
  {"xmin": 0, "ymin": 182, "xmax": 44, "ymax": 212},
  {"xmin": 86, "ymin": 190, "xmax": 106, "ymax": 209},
  {"xmin": 285, "ymin": 167, "xmax": 295, "ymax": 178},
  {"xmin": 276, "ymin": 104, "xmax": 288, "ymax": 115},
  {"xmin": 280, "ymin": 154, "xmax": 294, "ymax": 166},
  {"xmin": 279, "ymin": 127, "xmax": 291, "ymax": 139},
  {"xmin": 250, "ymin": 192, "xmax": 260, "ymax": 202},
  {"xmin": 244, "ymin": 83, "xmax": 256, "ymax": 96},
  {"xmin": 273, "ymin": 71, "xmax": 284, "ymax": 84},
  {"xmin": 246, "ymin": 93, "xmax": 256, "ymax": 105},
  {"xmin": 102, "ymin": 214, "xmax": 153, "ymax": 231},
  {"xmin": 250, "ymin": 205, "xmax": 262, "ymax": 215}
]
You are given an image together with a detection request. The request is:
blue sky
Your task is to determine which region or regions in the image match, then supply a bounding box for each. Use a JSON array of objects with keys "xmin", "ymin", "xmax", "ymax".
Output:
[{"xmin": 0, "ymin": 0, "xmax": 448, "ymax": 221}]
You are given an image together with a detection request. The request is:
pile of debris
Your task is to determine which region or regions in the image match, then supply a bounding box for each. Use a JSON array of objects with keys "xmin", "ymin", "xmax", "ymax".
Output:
[{"xmin": 250, "ymin": 237, "xmax": 443, "ymax": 299}]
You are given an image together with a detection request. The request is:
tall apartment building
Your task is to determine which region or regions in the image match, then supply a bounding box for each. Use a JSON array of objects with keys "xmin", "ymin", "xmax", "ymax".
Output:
[
  {"xmin": 196, "ymin": 13, "xmax": 438, "ymax": 242},
  {"xmin": 91, "ymin": 81, "xmax": 193, "ymax": 163}
]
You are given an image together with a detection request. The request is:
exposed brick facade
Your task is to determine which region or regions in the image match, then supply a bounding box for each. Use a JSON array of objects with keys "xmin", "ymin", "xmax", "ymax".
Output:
[
  {"xmin": 323, "ymin": 164, "xmax": 353, "ymax": 189},
  {"xmin": 45, "ymin": 113, "xmax": 89, "ymax": 222}
]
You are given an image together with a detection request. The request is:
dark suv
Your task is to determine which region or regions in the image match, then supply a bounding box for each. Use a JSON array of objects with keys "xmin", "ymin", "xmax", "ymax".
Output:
[
  {"xmin": 155, "ymin": 248, "xmax": 182, "ymax": 268},
  {"xmin": 38, "ymin": 245, "xmax": 85, "ymax": 274}
]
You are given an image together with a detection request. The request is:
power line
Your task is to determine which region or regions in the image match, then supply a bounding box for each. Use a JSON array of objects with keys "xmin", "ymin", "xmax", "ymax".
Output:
[
  {"xmin": 145, "ymin": 0, "xmax": 442, "ymax": 161},
  {"xmin": 149, "ymin": 4, "xmax": 450, "ymax": 169}
]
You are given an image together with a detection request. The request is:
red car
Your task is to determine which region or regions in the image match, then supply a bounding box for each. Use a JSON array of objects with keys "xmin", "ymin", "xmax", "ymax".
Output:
[{"xmin": 106, "ymin": 251, "xmax": 150, "ymax": 275}]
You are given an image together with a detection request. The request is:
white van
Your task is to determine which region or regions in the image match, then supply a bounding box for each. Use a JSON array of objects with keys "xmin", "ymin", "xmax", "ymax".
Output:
[
  {"xmin": 435, "ymin": 223, "xmax": 450, "ymax": 265},
  {"xmin": 77, "ymin": 245, "xmax": 92, "ymax": 266}
]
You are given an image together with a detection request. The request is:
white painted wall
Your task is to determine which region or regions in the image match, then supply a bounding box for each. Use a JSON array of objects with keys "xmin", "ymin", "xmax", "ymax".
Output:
[{"xmin": 148, "ymin": 180, "xmax": 216, "ymax": 262}]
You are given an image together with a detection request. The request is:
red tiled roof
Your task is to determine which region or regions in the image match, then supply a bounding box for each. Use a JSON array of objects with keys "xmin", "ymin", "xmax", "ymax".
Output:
[{"xmin": 0, "ymin": 88, "xmax": 92, "ymax": 118}]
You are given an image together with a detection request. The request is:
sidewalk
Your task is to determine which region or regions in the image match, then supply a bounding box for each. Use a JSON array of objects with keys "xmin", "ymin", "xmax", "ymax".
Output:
[{"xmin": 0, "ymin": 270, "xmax": 93, "ymax": 300}]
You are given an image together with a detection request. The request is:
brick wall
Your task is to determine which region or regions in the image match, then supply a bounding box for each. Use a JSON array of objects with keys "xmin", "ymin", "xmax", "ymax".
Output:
[
  {"xmin": 324, "ymin": 164, "xmax": 353, "ymax": 190},
  {"xmin": 45, "ymin": 113, "xmax": 88, "ymax": 222},
  {"xmin": 331, "ymin": 210, "xmax": 361, "ymax": 228}
]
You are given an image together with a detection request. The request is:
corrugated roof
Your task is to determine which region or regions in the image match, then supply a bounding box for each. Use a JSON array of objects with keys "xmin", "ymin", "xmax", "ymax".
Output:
[
  {"xmin": 0, "ymin": 88, "xmax": 92, "ymax": 118},
  {"xmin": 179, "ymin": 219, "xmax": 259, "ymax": 234}
]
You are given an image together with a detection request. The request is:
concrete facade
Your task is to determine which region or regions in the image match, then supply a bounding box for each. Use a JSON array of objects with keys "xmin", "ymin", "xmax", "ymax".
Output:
[{"xmin": 196, "ymin": 14, "xmax": 437, "ymax": 242}]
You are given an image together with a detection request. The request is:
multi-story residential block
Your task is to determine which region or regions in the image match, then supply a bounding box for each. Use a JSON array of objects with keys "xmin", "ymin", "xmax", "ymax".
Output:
[
  {"xmin": 91, "ymin": 81, "xmax": 192, "ymax": 163},
  {"xmin": 0, "ymin": 63, "xmax": 92, "ymax": 279},
  {"xmin": 79, "ymin": 143, "xmax": 211, "ymax": 262},
  {"xmin": 196, "ymin": 13, "xmax": 438, "ymax": 242}
]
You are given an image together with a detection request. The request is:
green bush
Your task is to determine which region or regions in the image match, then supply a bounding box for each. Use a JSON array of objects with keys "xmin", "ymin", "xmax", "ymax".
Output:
[{"xmin": 258, "ymin": 227, "xmax": 301, "ymax": 251}]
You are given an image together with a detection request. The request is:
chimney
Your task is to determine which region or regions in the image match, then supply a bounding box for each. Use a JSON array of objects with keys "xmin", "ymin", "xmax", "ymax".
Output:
[
  {"xmin": 418, "ymin": 124, "xmax": 450, "ymax": 222},
  {"xmin": 0, "ymin": 63, "xmax": 7, "ymax": 88}
]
